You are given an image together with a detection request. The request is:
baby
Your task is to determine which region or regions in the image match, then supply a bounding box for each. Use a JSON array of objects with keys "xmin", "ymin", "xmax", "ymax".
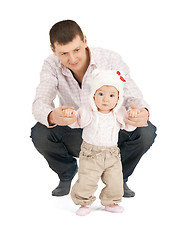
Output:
[{"xmin": 64, "ymin": 69, "xmax": 139, "ymax": 216}]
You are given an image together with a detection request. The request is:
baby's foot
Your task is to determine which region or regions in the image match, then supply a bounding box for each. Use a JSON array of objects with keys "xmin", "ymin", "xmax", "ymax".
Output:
[
  {"xmin": 76, "ymin": 206, "xmax": 91, "ymax": 216},
  {"xmin": 105, "ymin": 204, "xmax": 124, "ymax": 213}
]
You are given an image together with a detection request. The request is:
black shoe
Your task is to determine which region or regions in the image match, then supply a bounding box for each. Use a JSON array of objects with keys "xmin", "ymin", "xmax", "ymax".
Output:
[
  {"xmin": 52, "ymin": 180, "xmax": 72, "ymax": 197},
  {"xmin": 123, "ymin": 182, "xmax": 135, "ymax": 198}
]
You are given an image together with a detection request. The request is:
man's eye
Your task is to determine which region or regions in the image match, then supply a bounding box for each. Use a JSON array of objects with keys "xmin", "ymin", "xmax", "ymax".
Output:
[{"xmin": 75, "ymin": 49, "xmax": 80, "ymax": 52}]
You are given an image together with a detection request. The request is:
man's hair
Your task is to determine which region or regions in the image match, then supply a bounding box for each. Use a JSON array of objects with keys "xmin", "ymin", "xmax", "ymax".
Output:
[{"xmin": 49, "ymin": 20, "xmax": 84, "ymax": 49}]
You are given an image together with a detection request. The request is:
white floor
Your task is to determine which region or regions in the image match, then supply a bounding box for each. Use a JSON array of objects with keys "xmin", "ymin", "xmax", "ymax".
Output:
[{"xmin": 1, "ymin": 131, "xmax": 193, "ymax": 240}]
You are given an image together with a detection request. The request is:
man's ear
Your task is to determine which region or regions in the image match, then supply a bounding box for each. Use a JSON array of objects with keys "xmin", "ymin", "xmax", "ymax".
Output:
[
  {"xmin": 50, "ymin": 45, "xmax": 56, "ymax": 55},
  {"xmin": 83, "ymin": 35, "xmax": 88, "ymax": 48}
]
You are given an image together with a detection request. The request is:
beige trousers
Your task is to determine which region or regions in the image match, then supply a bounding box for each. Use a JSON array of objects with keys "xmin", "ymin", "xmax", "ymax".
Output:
[{"xmin": 71, "ymin": 141, "xmax": 124, "ymax": 206}]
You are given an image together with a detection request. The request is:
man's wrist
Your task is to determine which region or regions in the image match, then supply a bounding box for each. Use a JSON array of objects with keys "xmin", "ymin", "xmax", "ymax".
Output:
[
  {"xmin": 144, "ymin": 108, "xmax": 149, "ymax": 120},
  {"xmin": 48, "ymin": 111, "xmax": 55, "ymax": 126}
]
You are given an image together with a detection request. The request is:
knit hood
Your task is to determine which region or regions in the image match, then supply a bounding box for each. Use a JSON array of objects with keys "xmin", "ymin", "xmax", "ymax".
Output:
[{"xmin": 89, "ymin": 69, "xmax": 126, "ymax": 112}]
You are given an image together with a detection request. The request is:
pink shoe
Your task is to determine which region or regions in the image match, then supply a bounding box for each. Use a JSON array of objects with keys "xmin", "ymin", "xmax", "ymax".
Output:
[
  {"xmin": 76, "ymin": 206, "xmax": 91, "ymax": 216},
  {"xmin": 105, "ymin": 205, "xmax": 124, "ymax": 213}
]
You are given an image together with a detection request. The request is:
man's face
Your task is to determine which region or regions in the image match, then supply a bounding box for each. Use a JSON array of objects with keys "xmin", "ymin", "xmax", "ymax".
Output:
[{"xmin": 51, "ymin": 35, "xmax": 88, "ymax": 73}]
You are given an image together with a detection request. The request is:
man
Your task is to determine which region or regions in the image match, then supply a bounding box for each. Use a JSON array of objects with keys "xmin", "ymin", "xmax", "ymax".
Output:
[{"xmin": 31, "ymin": 20, "xmax": 157, "ymax": 197}]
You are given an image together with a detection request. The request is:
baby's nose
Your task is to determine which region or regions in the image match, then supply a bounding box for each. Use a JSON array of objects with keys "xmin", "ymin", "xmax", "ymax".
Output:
[{"xmin": 103, "ymin": 95, "xmax": 109, "ymax": 101}]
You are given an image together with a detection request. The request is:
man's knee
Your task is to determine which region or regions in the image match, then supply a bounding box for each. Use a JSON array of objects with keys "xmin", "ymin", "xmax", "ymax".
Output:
[
  {"xmin": 139, "ymin": 121, "xmax": 157, "ymax": 149},
  {"xmin": 30, "ymin": 122, "xmax": 51, "ymax": 151}
]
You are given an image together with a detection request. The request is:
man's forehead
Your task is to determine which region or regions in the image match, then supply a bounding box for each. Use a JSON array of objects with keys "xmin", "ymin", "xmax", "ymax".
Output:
[{"xmin": 54, "ymin": 36, "xmax": 83, "ymax": 53}]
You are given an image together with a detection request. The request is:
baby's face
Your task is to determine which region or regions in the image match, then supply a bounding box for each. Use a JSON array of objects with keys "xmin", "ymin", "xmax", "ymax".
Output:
[{"xmin": 93, "ymin": 85, "xmax": 119, "ymax": 113}]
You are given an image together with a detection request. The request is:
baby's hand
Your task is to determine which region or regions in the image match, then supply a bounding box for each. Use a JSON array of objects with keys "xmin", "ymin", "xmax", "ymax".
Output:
[
  {"xmin": 128, "ymin": 108, "xmax": 140, "ymax": 118},
  {"xmin": 63, "ymin": 108, "xmax": 76, "ymax": 118}
]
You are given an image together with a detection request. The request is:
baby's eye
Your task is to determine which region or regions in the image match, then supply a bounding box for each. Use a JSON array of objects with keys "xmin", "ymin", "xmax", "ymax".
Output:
[
  {"xmin": 110, "ymin": 94, "xmax": 115, "ymax": 97},
  {"xmin": 98, "ymin": 92, "xmax": 103, "ymax": 96}
]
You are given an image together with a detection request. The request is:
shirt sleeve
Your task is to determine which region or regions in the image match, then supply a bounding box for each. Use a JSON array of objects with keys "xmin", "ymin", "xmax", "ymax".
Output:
[
  {"xmin": 116, "ymin": 107, "xmax": 137, "ymax": 132},
  {"xmin": 109, "ymin": 51, "xmax": 150, "ymax": 111},
  {"xmin": 32, "ymin": 57, "xmax": 58, "ymax": 127},
  {"xmin": 69, "ymin": 105, "xmax": 93, "ymax": 129}
]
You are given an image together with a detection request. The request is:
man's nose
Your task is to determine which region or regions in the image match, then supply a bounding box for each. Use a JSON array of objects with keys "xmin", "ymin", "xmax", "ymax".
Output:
[{"xmin": 69, "ymin": 53, "xmax": 76, "ymax": 63}]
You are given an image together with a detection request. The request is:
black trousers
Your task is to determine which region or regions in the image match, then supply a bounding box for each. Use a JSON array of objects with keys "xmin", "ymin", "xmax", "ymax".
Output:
[{"xmin": 30, "ymin": 121, "xmax": 157, "ymax": 182}]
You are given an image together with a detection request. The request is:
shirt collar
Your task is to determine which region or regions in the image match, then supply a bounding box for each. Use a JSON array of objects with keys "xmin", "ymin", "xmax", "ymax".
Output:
[{"xmin": 88, "ymin": 47, "xmax": 97, "ymax": 66}]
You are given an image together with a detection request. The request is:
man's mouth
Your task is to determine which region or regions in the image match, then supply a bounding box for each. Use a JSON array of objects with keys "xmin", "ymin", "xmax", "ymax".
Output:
[{"xmin": 70, "ymin": 62, "xmax": 79, "ymax": 66}]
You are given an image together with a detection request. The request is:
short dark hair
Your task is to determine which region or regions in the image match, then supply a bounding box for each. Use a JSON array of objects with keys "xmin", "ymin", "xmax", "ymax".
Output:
[{"xmin": 49, "ymin": 20, "xmax": 84, "ymax": 49}]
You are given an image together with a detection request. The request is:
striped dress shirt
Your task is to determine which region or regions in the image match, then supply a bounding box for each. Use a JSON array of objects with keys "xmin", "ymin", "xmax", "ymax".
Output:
[{"xmin": 32, "ymin": 47, "xmax": 149, "ymax": 127}]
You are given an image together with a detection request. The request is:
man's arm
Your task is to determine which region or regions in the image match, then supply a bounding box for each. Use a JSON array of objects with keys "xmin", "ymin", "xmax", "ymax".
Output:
[
  {"xmin": 32, "ymin": 57, "xmax": 58, "ymax": 127},
  {"xmin": 109, "ymin": 50, "xmax": 150, "ymax": 125}
]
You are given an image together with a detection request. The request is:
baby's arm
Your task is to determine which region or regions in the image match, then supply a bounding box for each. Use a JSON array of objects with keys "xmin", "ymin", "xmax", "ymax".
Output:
[
  {"xmin": 116, "ymin": 107, "xmax": 137, "ymax": 132},
  {"xmin": 66, "ymin": 105, "xmax": 93, "ymax": 129}
]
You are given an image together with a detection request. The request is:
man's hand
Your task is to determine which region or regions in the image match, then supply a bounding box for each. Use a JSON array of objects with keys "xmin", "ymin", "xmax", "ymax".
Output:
[
  {"xmin": 48, "ymin": 106, "xmax": 77, "ymax": 126},
  {"xmin": 63, "ymin": 108, "xmax": 76, "ymax": 118},
  {"xmin": 124, "ymin": 104, "xmax": 149, "ymax": 127}
]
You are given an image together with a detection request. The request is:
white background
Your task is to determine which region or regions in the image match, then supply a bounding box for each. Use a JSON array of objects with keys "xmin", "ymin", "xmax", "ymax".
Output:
[{"xmin": 1, "ymin": 0, "xmax": 194, "ymax": 239}]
